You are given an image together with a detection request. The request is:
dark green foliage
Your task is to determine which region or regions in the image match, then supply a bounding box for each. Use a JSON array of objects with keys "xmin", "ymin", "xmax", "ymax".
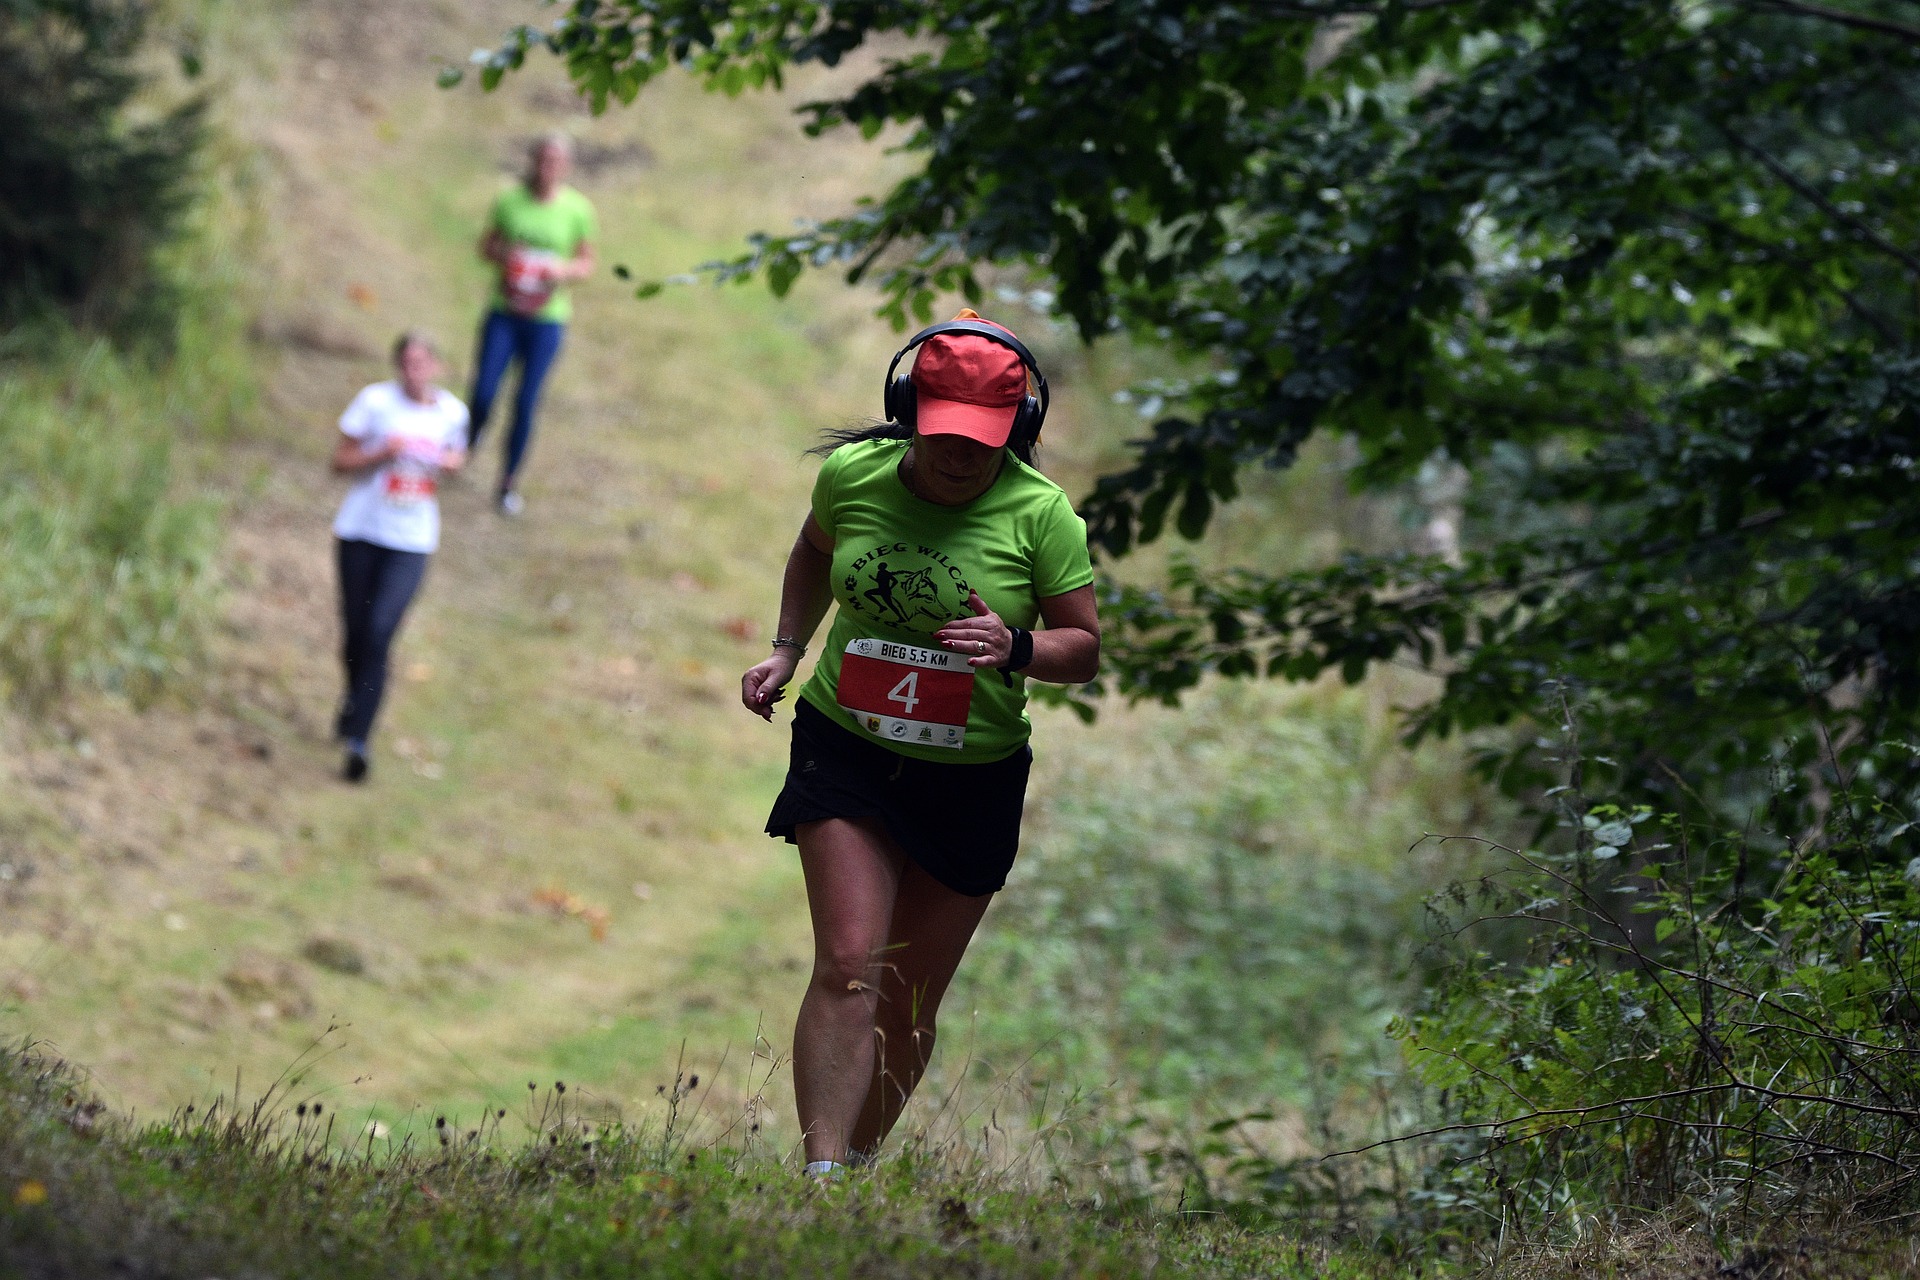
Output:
[
  {"xmin": 0, "ymin": 0, "xmax": 206, "ymax": 330},
  {"xmin": 466, "ymin": 0, "xmax": 1920, "ymax": 825}
]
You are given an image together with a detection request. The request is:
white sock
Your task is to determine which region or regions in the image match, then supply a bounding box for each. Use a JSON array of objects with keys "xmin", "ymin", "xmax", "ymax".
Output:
[{"xmin": 803, "ymin": 1160, "xmax": 845, "ymax": 1179}]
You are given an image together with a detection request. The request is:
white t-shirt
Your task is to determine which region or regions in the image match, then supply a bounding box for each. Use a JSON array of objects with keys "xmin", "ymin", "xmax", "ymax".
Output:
[{"xmin": 331, "ymin": 381, "xmax": 470, "ymax": 554}]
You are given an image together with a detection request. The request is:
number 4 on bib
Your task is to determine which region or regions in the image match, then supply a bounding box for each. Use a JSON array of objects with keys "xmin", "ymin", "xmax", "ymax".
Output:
[
  {"xmin": 887, "ymin": 671, "xmax": 921, "ymax": 716},
  {"xmin": 836, "ymin": 638, "xmax": 973, "ymax": 749}
]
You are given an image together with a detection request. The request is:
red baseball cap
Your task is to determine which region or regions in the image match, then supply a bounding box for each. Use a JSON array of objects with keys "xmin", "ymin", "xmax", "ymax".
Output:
[{"xmin": 912, "ymin": 310, "xmax": 1029, "ymax": 448}]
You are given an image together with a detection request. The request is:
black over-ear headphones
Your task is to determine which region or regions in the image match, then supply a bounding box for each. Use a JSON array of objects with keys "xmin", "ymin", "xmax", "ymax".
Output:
[{"xmin": 882, "ymin": 320, "xmax": 1051, "ymax": 450}]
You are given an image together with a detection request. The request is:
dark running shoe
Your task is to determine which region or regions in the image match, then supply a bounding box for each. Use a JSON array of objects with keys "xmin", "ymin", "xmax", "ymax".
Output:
[{"xmin": 342, "ymin": 746, "xmax": 369, "ymax": 783}]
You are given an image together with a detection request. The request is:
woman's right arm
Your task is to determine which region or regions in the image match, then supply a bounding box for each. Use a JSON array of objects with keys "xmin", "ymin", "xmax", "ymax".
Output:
[
  {"xmin": 331, "ymin": 434, "xmax": 397, "ymax": 475},
  {"xmin": 740, "ymin": 513, "xmax": 835, "ymax": 721},
  {"xmin": 478, "ymin": 224, "xmax": 508, "ymax": 267}
]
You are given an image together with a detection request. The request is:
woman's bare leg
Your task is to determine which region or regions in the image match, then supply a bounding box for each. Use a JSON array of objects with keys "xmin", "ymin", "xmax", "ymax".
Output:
[
  {"xmin": 792, "ymin": 817, "xmax": 903, "ymax": 1165},
  {"xmin": 850, "ymin": 860, "xmax": 995, "ymax": 1158}
]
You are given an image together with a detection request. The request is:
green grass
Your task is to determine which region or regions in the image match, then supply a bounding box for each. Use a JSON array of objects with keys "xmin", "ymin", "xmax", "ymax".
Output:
[
  {"xmin": 7, "ymin": 1041, "xmax": 1916, "ymax": 1278},
  {"xmin": 0, "ymin": 328, "xmax": 230, "ymax": 711},
  {"xmin": 0, "ymin": 1041, "xmax": 1409, "ymax": 1279}
]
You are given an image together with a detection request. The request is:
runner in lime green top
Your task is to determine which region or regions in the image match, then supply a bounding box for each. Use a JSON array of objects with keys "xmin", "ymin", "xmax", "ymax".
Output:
[
  {"xmin": 738, "ymin": 311, "xmax": 1100, "ymax": 1178},
  {"xmin": 797, "ymin": 437, "xmax": 1094, "ymax": 762},
  {"xmin": 484, "ymin": 181, "xmax": 596, "ymax": 324},
  {"xmin": 469, "ymin": 133, "xmax": 598, "ymax": 514}
]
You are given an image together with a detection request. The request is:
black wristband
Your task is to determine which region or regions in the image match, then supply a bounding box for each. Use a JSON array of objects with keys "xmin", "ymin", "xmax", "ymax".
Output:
[{"xmin": 1002, "ymin": 627, "xmax": 1034, "ymax": 673}]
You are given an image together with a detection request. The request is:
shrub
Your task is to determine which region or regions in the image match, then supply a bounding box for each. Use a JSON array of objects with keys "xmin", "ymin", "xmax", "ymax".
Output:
[{"xmin": 1391, "ymin": 781, "xmax": 1920, "ymax": 1235}]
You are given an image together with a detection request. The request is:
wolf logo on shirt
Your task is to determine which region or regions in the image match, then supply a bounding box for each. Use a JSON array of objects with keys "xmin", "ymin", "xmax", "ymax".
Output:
[
  {"xmin": 888, "ymin": 566, "xmax": 949, "ymax": 627},
  {"xmin": 856, "ymin": 556, "xmax": 967, "ymax": 629}
]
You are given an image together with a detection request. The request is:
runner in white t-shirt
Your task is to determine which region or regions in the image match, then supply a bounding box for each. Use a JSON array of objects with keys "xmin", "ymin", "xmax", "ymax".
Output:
[{"xmin": 330, "ymin": 331, "xmax": 469, "ymax": 782}]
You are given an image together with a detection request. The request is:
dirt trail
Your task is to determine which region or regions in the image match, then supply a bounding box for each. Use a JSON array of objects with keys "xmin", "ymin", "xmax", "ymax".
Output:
[{"xmin": 0, "ymin": 0, "xmax": 920, "ymax": 1132}]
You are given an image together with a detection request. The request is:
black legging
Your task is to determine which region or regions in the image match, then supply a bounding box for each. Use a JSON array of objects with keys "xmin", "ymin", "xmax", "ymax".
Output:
[{"xmin": 335, "ymin": 538, "xmax": 429, "ymax": 743}]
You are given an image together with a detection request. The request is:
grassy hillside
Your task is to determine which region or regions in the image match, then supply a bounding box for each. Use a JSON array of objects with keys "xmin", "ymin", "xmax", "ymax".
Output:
[
  {"xmin": 0, "ymin": 0, "xmax": 1493, "ymax": 1180},
  {"xmin": 11, "ymin": 8, "xmax": 1920, "ymax": 1276}
]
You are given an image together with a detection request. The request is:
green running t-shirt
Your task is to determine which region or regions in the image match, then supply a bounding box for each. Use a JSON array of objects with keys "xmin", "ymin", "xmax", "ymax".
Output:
[
  {"xmin": 486, "ymin": 184, "xmax": 598, "ymax": 323},
  {"xmin": 796, "ymin": 438, "xmax": 1095, "ymax": 763}
]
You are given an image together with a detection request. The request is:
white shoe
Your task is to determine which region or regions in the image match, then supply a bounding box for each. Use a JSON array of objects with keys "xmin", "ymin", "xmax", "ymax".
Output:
[{"xmin": 497, "ymin": 490, "xmax": 525, "ymax": 517}]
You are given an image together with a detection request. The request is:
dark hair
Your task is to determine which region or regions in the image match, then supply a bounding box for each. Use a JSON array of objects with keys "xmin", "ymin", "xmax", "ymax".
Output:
[
  {"xmin": 808, "ymin": 419, "xmax": 1037, "ymax": 466},
  {"xmin": 391, "ymin": 329, "xmax": 439, "ymax": 365}
]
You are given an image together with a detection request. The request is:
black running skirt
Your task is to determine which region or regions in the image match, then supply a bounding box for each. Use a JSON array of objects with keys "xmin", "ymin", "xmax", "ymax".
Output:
[{"xmin": 766, "ymin": 697, "xmax": 1033, "ymax": 897}]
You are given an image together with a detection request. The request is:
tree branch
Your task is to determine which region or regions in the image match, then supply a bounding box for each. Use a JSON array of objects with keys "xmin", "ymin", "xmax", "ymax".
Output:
[
  {"xmin": 1723, "ymin": 127, "xmax": 1920, "ymax": 279},
  {"xmin": 1747, "ymin": 0, "xmax": 1920, "ymax": 45},
  {"xmin": 1675, "ymin": 208, "xmax": 1906, "ymax": 344}
]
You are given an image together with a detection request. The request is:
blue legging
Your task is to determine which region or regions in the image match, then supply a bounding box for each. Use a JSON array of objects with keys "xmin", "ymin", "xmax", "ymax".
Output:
[
  {"xmin": 336, "ymin": 539, "xmax": 429, "ymax": 744},
  {"xmin": 468, "ymin": 310, "xmax": 566, "ymax": 490}
]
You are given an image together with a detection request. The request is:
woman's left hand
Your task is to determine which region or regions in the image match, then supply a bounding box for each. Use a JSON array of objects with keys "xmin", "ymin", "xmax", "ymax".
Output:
[{"xmin": 935, "ymin": 591, "xmax": 1011, "ymax": 668}]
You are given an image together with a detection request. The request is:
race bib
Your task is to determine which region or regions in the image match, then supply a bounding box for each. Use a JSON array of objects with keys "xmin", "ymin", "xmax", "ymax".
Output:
[
  {"xmin": 503, "ymin": 246, "xmax": 561, "ymax": 315},
  {"xmin": 836, "ymin": 637, "xmax": 974, "ymax": 750},
  {"xmin": 381, "ymin": 467, "xmax": 436, "ymax": 506},
  {"xmin": 380, "ymin": 441, "xmax": 441, "ymax": 508}
]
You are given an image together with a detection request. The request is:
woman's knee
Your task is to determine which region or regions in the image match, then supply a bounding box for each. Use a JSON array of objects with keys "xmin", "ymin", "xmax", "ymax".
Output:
[{"xmin": 810, "ymin": 939, "xmax": 885, "ymax": 996}]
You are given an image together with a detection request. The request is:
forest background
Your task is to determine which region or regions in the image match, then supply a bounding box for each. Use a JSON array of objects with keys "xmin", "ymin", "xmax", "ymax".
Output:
[{"xmin": 2, "ymin": 0, "xmax": 1918, "ymax": 1275}]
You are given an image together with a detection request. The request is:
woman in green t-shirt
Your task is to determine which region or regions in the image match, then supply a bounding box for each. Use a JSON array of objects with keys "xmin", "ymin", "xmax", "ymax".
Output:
[
  {"xmin": 469, "ymin": 133, "xmax": 597, "ymax": 515},
  {"xmin": 739, "ymin": 312, "xmax": 1101, "ymax": 1178}
]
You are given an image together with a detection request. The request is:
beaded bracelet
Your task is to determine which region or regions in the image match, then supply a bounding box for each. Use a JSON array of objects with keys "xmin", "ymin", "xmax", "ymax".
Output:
[{"xmin": 770, "ymin": 636, "xmax": 807, "ymax": 656}]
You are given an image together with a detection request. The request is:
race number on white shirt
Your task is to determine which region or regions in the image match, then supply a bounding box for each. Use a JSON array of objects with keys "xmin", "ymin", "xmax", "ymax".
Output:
[{"xmin": 330, "ymin": 381, "xmax": 469, "ymax": 555}]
